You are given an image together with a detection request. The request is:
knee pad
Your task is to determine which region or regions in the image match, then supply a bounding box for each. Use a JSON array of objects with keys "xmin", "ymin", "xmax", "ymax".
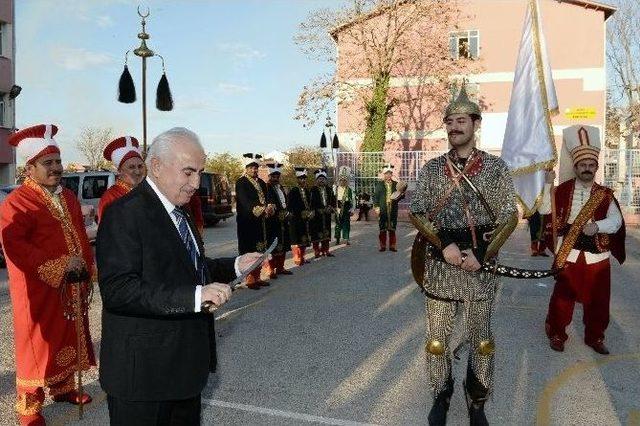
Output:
[
  {"xmin": 477, "ymin": 339, "xmax": 495, "ymax": 356},
  {"xmin": 426, "ymin": 339, "xmax": 445, "ymax": 356}
]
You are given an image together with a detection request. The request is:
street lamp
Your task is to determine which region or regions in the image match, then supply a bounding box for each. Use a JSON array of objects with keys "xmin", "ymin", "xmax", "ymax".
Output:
[
  {"xmin": 319, "ymin": 113, "xmax": 340, "ymax": 179},
  {"xmin": 117, "ymin": 6, "xmax": 173, "ymax": 154}
]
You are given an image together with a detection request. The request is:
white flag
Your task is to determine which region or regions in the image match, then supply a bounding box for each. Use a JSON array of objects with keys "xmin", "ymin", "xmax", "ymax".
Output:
[{"xmin": 501, "ymin": 0, "xmax": 558, "ymax": 216}]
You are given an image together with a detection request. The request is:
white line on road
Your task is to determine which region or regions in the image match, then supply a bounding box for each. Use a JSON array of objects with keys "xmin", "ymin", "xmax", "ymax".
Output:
[{"xmin": 202, "ymin": 399, "xmax": 378, "ymax": 426}]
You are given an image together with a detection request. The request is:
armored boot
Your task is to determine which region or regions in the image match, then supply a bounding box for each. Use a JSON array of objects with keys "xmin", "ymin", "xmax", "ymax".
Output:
[
  {"xmin": 428, "ymin": 378, "xmax": 454, "ymax": 426},
  {"xmin": 464, "ymin": 368, "xmax": 489, "ymax": 426}
]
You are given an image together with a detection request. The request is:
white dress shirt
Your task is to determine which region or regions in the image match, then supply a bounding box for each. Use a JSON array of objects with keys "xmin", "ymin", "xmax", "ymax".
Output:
[
  {"xmin": 146, "ymin": 178, "xmax": 240, "ymax": 312},
  {"xmin": 274, "ymin": 185, "xmax": 286, "ymax": 208},
  {"xmin": 539, "ymin": 181, "xmax": 623, "ymax": 264}
]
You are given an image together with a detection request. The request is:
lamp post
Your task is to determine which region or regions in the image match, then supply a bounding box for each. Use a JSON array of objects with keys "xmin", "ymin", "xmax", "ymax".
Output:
[
  {"xmin": 319, "ymin": 113, "xmax": 340, "ymax": 179},
  {"xmin": 117, "ymin": 6, "xmax": 173, "ymax": 154}
]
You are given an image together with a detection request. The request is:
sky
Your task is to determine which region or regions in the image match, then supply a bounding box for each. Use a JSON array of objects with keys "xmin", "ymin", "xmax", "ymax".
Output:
[{"xmin": 15, "ymin": 0, "xmax": 343, "ymax": 164}]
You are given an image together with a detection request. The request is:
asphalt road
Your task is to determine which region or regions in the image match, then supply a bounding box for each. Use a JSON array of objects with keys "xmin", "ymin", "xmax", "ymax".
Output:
[{"xmin": 1, "ymin": 218, "xmax": 639, "ymax": 425}]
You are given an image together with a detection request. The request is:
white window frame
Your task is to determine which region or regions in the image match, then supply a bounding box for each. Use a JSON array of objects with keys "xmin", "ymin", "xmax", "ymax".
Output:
[{"xmin": 449, "ymin": 30, "xmax": 480, "ymax": 60}]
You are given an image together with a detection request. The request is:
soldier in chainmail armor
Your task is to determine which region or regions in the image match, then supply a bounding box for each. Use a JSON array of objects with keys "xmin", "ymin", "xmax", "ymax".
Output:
[{"xmin": 410, "ymin": 86, "xmax": 517, "ymax": 426}]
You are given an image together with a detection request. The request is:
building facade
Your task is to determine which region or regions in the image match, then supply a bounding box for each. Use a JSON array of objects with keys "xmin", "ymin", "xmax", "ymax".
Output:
[
  {"xmin": 0, "ymin": 0, "xmax": 15, "ymax": 185},
  {"xmin": 334, "ymin": 0, "xmax": 615, "ymax": 154}
]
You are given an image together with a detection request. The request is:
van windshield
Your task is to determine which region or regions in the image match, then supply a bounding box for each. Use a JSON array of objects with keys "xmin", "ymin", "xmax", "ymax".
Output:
[{"xmin": 61, "ymin": 176, "xmax": 80, "ymax": 195}]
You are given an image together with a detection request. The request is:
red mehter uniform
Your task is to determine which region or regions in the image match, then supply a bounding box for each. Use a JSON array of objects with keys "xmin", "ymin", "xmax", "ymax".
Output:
[
  {"xmin": 1, "ymin": 179, "xmax": 96, "ymax": 415},
  {"xmin": 541, "ymin": 125, "xmax": 625, "ymax": 353},
  {"xmin": 97, "ymin": 135, "xmax": 143, "ymax": 223},
  {"xmin": 1, "ymin": 124, "xmax": 96, "ymax": 422},
  {"xmin": 97, "ymin": 180, "xmax": 132, "ymax": 223}
]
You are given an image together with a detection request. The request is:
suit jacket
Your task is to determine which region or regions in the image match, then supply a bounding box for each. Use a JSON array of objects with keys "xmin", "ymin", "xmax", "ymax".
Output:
[{"xmin": 96, "ymin": 180, "xmax": 236, "ymax": 401}]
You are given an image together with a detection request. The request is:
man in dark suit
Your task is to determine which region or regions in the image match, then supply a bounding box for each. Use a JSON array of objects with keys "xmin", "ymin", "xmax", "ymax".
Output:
[{"xmin": 97, "ymin": 127, "xmax": 262, "ymax": 425}]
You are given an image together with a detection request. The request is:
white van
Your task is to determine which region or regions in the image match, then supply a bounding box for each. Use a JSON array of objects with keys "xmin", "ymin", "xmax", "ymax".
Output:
[{"xmin": 61, "ymin": 171, "xmax": 116, "ymax": 210}]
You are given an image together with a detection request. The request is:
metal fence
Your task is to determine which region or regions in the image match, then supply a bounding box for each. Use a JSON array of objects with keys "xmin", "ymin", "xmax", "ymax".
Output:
[{"xmin": 336, "ymin": 149, "xmax": 640, "ymax": 214}]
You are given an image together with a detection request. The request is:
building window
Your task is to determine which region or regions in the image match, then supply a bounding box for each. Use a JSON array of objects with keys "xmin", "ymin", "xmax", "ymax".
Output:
[
  {"xmin": 0, "ymin": 94, "xmax": 5, "ymax": 128},
  {"xmin": 0, "ymin": 23, "xmax": 3, "ymax": 56},
  {"xmin": 449, "ymin": 30, "xmax": 479, "ymax": 60}
]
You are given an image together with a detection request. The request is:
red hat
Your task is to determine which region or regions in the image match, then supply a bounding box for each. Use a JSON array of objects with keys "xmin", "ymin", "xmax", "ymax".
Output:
[
  {"xmin": 103, "ymin": 136, "xmax": 142, "ymax": 170},
  {"xmin": 9, "ymin": 124, "xmax": 60, "ymax": 164}
]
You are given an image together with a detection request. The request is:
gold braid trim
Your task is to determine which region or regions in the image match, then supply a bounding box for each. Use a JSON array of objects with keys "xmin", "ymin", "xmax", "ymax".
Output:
[
  {"xmin": 48, "ymin": 374, "xmax": 76, "ymax": 396},
  {"xmin": 37, "ymin": 255, "xmax": 71, "ymax": 288},
  {"xmin": 15, "ymin": 392, "xmax": 43, "ymax": 416},
  {"xmin": 15, "ymin": 356, "xmax": 91, "ymax": 388},
  {"xmin": 244, "ymin": 175, "xmax": 266, "ymax": 217},
  {"xmin": 115, "ymin": 179, "xmax": 133, "ymax": 192},
  {"xmin": 554, "ymin": 188, "xmax": 607, "ymax": 269}
]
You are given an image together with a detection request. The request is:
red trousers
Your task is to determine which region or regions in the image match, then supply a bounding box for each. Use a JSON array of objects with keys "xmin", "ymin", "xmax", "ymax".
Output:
[
  {"xmin": 378, "ymin": 230, "xmax": 396, "ymax": 249},
  {"xmin": 264, "ymin": 253, "xmax": 286, "ymax": 276},
  {"xmin": 292, "ymin": 246, "xmax": 306, "ymax": 265},
  {"xmin": 545, "ymin": 253, "xmax": 611, "ymax": 345},
  {"xmin": 312, "ymin": 240, "xmax": 330, "ymax": 256}
]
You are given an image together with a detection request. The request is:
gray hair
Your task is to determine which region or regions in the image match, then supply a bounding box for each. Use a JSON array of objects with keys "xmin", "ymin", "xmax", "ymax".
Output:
[{"xmin": 146, "ymin": 127, "xmax": 204, "ymax": 167}]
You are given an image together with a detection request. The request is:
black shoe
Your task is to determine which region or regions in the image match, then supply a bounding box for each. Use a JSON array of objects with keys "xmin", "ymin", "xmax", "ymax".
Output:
[
  {"xmin": 428, "ymin": 380, "xmax": 454, "ymax": 426},
  {"xmin": 464, "ymin": 371, "xmax": 489, "ymax": 426},
  {"xmin": 278, "ymin": 269, "xmax": 293, "ymax": 275},
  {"xmin": 587, "ymin": 340, "xmax": 610, "ymax": 355},
  {"xmin": 549, "ymin": 336, "xmax": 565, "ymax": 352},
  {"xmin": 428, "ymin": 395, "xmax": 450, "ymax": 426}
]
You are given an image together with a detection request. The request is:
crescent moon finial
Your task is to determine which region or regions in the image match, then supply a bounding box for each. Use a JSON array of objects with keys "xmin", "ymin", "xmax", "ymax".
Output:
[{"xmin": 137, "ymin": 5, "xmax": 150, "ymax": 18}]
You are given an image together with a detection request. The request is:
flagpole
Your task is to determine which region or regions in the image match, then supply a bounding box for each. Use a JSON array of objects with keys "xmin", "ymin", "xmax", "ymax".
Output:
[{"xmin": 531, "ymin": 0, "xmax": 558, "ymax": 252}]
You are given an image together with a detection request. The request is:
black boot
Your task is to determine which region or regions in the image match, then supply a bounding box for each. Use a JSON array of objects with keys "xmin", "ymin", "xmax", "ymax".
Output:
[
  {"xmin": 464, "ymin": 368, "xmax": 489, "ymax": 426},
  {"xmin": 428, "ymin": 379, "xmax": 454, "ymax": 426}
]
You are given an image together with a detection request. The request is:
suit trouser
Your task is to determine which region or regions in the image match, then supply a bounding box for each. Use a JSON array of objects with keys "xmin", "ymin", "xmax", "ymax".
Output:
[
  {"xmin": 424, "ymin": 296, "xmax": 495, "ymax": 399},
  {"xmin": 546, "ymin": 253, "xmax": 610, "ymax": 345},
  {"xmin": 107, "ymin": 394, "xmax": 201, "ymax": 426}
]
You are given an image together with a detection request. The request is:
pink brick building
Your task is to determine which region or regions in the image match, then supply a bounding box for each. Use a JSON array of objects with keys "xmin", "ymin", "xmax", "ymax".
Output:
[
  {"xmin": 0, "ymin": 0, "xmax": 15, "ymax": 184},
  {"xmin": 333, "ymin": 0, "xmax": 615, "ymax": 154}
]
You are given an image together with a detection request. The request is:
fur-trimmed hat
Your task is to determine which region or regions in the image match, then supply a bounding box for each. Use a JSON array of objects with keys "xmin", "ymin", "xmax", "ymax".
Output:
[
  {"xmin": 266, "ymin": 162, "xmax": 283, "ymax": 175},
  {"xmin": 103, "ymin": 136, "xmax": 142, "ymax": 170},
  {"xmin": 9, "ymin": 124, "xmax": 60, "ymax": 164},
  {"xmin": 314, "ymin": 167, "xmax": 328, "ymax": 179},
  {"xmin": 242, "ymin": 153, "xmax": 262, "ymax": 167}
]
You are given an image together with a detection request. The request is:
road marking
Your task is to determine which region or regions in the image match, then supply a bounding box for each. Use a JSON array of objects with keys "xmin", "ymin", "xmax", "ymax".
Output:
[
  {"xmin": 536, "ymin": 352, "xmax": 640, "ymax": 426},
  {"xmin": 203, "ymin": 399, "xmax": 377, "ymax": 425}
]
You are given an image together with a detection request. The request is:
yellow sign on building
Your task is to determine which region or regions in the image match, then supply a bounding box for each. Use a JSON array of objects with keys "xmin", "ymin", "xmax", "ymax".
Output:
[{"xmin": 564, "ymin": 107, "xmax": 597, "ymax": 120}]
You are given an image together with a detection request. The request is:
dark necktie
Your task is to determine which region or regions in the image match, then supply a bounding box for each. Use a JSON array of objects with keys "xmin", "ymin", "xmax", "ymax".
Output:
[{"xmin": 172, "ymin": 208, "xmax": 204, "ymax": 285}]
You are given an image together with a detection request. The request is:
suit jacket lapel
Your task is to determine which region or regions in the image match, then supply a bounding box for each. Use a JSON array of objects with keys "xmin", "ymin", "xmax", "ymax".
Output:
[{"xmin": 140, "ymin": 181, "xmax": 198, "ymax": 277}]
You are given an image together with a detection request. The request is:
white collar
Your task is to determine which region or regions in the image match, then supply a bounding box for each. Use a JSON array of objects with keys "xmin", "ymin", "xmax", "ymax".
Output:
[{"xmin": 146, "ymin": 177, "xmax": 176, "ymax": 216}]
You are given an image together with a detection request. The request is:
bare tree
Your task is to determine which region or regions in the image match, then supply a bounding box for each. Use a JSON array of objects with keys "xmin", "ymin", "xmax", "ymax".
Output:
[
  {"xmin": 76, "ymin": 127, "xmax": 113, "ymax": 170},
  {"xmin": 295, "ymin": 0, "xmax": 480, "ymax": 151},
  {"xmin": 606, "ymin": 0, "xmax": 640, "ymax": 138},
  {"xmin": 281, "ymin": 146, "xmax": 324, "ymax": 188}
]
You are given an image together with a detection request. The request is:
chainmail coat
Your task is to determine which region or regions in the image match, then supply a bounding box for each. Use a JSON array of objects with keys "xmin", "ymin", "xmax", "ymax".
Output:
[{"xmin": 410, "ymin": 149, "xmax": 517, "ymax": 398}]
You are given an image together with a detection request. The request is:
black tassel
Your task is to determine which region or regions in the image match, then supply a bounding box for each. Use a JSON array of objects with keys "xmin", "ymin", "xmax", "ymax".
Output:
[
  {"xmin": 118, "ymin": 65, "xmax": 136, "ymax": 103},
  {"xmin": 156, "ymin": 72, "xmax": 174, "ymax": 111},
  {"xmin": 332, "ymin": 133, "xmax": 340, "ymax": 149},
  {"xmin": 320, "ymin": 132, "xmax": 327, "ymax": 148}
]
